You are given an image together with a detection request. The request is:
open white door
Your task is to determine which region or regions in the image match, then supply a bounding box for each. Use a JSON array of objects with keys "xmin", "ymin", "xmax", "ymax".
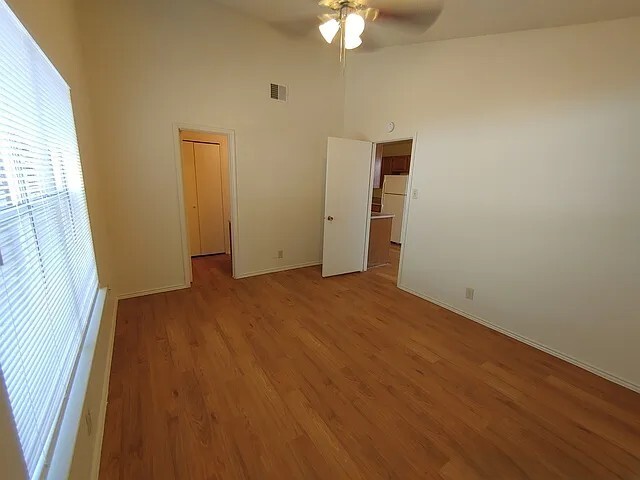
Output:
[{"xmin": 322, "ymin": 137, "xmax": 373, "ymax": 277}]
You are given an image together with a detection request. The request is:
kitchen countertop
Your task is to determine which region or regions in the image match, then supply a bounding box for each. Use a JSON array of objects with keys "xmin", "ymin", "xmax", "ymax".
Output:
[{"xmin": 371, "ymin": 212, "xmax": 395, "ymax": 220}]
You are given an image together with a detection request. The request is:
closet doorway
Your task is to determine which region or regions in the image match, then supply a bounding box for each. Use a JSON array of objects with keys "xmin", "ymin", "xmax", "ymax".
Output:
[{"xmin": 178, "ymin": 128, "xmax": 236, "ymax": 282}]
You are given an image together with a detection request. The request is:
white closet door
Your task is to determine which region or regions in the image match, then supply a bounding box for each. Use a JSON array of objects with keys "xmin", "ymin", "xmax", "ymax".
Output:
[
  {"xmin": 194, "ymin": 143, "xmax": 226, "ymax": 255},
  {"xmin": 181, "ymin": 141, "xmax": 201, "ymax": 256}
]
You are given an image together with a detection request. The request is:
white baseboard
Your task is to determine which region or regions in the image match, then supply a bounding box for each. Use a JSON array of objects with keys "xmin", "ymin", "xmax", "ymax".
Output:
[
  {"xmin": 236, "ymin": 261, "xmax": 321, "ymax": 279},
  {"xmin": 398, "ymin": 283, "xmax": 640, "ymax": 394},
  {"xmin": 119, "ymin": 263, "xmax": 322, "ymax": 294},
  {"xmin": 89, "ymin": 294, "xmax": 119, "ymax": 479},
  {"xmin": 117, "ymin": 283, "xmax": 189, "ymax": 300}
]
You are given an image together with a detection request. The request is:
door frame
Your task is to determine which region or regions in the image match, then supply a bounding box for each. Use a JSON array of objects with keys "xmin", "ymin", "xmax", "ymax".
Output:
[
  {"xmin": 173, "ymin": 123, "xmax": 240, "ymax": 282},
  {"xmin": 363, "ymin": 133, "xmax": 418, "ymax": 288}
]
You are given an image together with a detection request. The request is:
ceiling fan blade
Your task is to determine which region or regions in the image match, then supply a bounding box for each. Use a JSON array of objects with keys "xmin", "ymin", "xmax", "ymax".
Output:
[
  {"xmin": 269, "ymin": 17, "xmax": 322, "ymax": 38},
  {"xmin": 268, "ymin": 1, "xmax": 334, "ymax": 38},
  {"xmin": 353, "ymin": 0, "xmax": 444, "ymax": 50},
  {"xmin": 368, "ymin": 0, "xmax": 444, "ymax": 31}
]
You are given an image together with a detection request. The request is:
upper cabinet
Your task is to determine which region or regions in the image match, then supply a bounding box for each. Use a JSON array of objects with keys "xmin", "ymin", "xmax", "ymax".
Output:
[
  {"xmin": 373, "ymin": 140, "xmax": 413, "ymax": 189},
  {"xmin": 390, "ymin": 155, "xmax": 410, "ymax": 174},
  {"xmin": 374, "ymin": 155, "xmax": 411, "ymax": 188}
]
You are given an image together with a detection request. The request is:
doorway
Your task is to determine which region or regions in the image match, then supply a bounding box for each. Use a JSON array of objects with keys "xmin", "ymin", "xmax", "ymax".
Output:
[
  {"xmin": 367, "ymin": 139, "xmax": 413, "ymax": 283},
  {"xmin": 176, "ymin": 127, "xmax": 238, "ymax": 283},
  {"xmin": 321, "ymin": 136, "xmax": 415, "ymax": 285}
]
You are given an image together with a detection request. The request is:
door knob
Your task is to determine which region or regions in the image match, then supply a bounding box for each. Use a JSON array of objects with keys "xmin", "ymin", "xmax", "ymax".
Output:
[{"xmin": 327, "ymin": 216, "xmax": 334, "ymax": 221}]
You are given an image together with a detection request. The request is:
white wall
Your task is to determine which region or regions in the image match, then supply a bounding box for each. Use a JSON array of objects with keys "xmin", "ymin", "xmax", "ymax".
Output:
[
  {"xmin": 76, "ymin": 0, "xmax": 345, "ymax": 295},
  {"xmin": 345, "ymin": 17, "xmax": 640, "ymax": 389},
  {"xmin": 4, "ymin": 1, "xmax": 117, "ymax": 478}
]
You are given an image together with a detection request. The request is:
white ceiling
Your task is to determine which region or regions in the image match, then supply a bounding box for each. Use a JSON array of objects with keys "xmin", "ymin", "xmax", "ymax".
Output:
[
  {"xmin": 420, "ymin": 0, "xmax": 640, "ymax": 42},
  {"xmin": 212, "ymin": 0, "xmax": 640, "ymax": 47}
]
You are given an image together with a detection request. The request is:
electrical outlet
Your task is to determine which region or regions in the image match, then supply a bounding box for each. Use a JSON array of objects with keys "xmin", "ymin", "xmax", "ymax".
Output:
[
  {"xmin": 277, "ymin": 250, "xmax": 284, "ymax": 259},
  {"xmin": 412, "ymin": 188, "xmax": 419, "ymax": 200},
  {"xmin": 85, "ymin": 409, "xmax": 93, "ymax": 436},
  {"xmin": 465, "ymin": 288, "xmax": 475, "ymax": 300}
]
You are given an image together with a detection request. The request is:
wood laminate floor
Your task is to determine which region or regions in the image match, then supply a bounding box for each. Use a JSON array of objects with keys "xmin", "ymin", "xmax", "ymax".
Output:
[{"xmin": 100, "ymin": 254, "xmax": 640, "ymax": 479}]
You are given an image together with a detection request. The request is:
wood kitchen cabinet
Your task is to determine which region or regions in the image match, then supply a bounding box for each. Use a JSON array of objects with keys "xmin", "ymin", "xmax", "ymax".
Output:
[
  {"xmin": 374, "ymin": 155, "xmax": 411, "ymax": 188},
  {"xmin": 391, "ymin": 155, "xmax": 410, "ymax": 173},
  {"xmin": 368, "ymin": 214, "xmax": 393, "ymax": 267}
]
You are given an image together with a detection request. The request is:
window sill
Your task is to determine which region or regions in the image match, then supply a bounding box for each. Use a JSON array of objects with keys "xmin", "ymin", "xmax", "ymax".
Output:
[{"xmin": 44, "ymin": 287, "xmax": 108, "ymax": 480}]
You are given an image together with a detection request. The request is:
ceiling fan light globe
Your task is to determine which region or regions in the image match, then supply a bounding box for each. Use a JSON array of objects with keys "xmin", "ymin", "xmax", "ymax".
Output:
[
  {"xmin": 345, "ymin": 13, "xmax": 365, "ymax": 38},
  {"xmin": 319, "ymin": 19, "xmax": 340, "ymax": 44},
  {"xmin": 345, "ymin": 35, "xmax": 362, "ymax": 50}
]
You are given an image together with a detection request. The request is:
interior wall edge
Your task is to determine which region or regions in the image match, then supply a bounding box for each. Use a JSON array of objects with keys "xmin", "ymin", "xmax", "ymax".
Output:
[{"xmin": 397, "ymin": 283, "xmax": 640, "ymax": 394}]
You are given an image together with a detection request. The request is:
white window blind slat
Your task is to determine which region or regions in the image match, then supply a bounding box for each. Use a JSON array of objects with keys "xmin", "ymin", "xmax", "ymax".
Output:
[{"xmin": 0, "ymin": 0, "xmax": 99, "ymax": 478}]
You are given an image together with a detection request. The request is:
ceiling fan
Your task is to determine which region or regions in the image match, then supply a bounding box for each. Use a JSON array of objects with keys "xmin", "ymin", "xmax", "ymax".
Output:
[{"xmin": 272, "ymin": 0, "xmax": 444, "ymax": 63}]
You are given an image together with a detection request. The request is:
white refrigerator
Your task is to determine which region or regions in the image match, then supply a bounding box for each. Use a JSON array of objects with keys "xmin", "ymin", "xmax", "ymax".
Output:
[{"xmin": 381, "ymin": 175, "xmax": 408, "ymax": 244}]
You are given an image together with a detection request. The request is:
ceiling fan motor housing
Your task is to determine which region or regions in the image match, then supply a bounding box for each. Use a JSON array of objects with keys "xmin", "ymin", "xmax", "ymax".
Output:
[{"xmin": 321, "ymin": 0, "xmax": 380, "ymax": 21}]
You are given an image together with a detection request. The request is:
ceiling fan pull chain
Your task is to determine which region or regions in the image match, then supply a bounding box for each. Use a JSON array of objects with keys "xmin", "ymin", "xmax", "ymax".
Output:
[{"xmin": 339, "ymin": 6, "xmax": 347, "ymax": 65}]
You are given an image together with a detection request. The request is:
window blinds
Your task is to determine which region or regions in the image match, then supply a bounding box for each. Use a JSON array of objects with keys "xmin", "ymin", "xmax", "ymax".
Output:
[{"xmin": 0, "ymin": 1, "xmax": 99, "ymax": 478}]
